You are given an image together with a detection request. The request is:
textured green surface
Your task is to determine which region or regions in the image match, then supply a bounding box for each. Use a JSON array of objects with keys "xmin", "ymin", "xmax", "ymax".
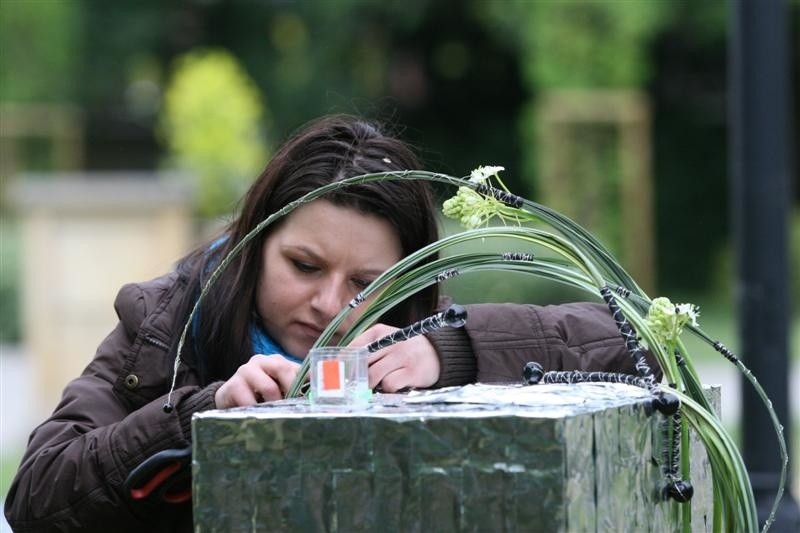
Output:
[{"xmin": 192, "ymin": 384, "xmax": 717, "ymax": 532}]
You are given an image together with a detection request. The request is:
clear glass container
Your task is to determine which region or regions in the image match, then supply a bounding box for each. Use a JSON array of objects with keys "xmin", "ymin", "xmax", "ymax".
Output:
[{"xmin": 308, "ymin": 347, "xmax": 371, "ymax": 406}]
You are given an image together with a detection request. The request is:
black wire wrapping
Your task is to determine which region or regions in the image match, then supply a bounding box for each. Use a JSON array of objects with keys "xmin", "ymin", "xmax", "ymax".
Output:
[
  {"xmin": 713, "ymin": 341, "xmax": 740, "ymax": 364},
  {"xmin": 669, "ymin": 412, "xmax": 683, "ymax": 479},
  {"xmin": 661, "ymin": 413, "xmax": 683, "ymax": 478},
  {"xmin": 538, "ymin": 370, "xmax": 650, "ymax": 388},
  {"xmin": 674, "ymin": 349, "xmax": 686, "ymax": 368},
  {"xmin": 435, "ymin": 268, "xmax": 459, "ymax": 282},
  {"xmin": 501, "ymin": 252, "xmax": 535, "ymax": 261},
  {"xmin": 614, "ymin": 285, "xmax": 631, "ymax": 298},
  {"xmin": 522, "ymin": 363, "xmax": 678, "ymax": 416},
  {"xmin": 598, "ymin": 285, "xmax": 657, "ymax": 390},
  {"xmin": 348, "ymin": 292, "xmax": 365, "ymax": 309},
  {"xmin": 522, "ymin": 368, "xmax": 693, "ymax": 501},
  {"xmin": 662, "ymin": 411, "xmax": 694, "ymax": 503},
  {"xmin": 474, "ymin": 184, "xmax": 524, "ymax": 208},
  {"xmin": 364, "ymin": 304, "xmax": 467, "ymax": 353},
  {"xmin": 596, "ymin": 285, "xmax": 693, "ymax": 501}
]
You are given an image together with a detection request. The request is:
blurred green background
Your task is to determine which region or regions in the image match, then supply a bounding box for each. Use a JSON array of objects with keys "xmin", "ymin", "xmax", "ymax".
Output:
[
  {"xmin": 2, "ymin": 0, "xmax": 798, "ymax": 317},
  {"xmin": 0, "ymin": 0, "xmax": 798, "ymax": 508}
]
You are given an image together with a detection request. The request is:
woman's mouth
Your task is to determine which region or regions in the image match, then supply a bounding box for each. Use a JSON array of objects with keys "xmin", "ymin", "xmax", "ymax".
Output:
[
  {"xmin": 293, "ymin": 321, "xmax": 343, "ymax": 346},
  {"xmin": 295, "ymin": 321, "xmax": 324, "ymax": 338}
]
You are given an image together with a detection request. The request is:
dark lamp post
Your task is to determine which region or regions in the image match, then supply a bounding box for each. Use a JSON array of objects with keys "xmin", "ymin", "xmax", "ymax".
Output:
[{"xmin": 729, "ymin": 0, "xmax": 799, "ymax": 529}]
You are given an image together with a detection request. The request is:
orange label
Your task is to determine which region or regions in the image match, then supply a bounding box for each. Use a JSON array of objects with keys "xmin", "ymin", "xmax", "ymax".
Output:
[{"xmin": 321, "ymin": 360, "xmax": 343, "ymax": 391}]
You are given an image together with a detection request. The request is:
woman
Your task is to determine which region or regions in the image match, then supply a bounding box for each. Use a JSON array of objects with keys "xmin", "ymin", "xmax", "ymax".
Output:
[{"xmin": 4, "ymin": 115, "xmax": 657, "ymax": 532}]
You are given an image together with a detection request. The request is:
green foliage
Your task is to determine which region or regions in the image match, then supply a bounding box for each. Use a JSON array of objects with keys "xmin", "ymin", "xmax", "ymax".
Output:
[
  {"xmin": 528, "ymin": 1, "xmax": 671, "ymax": 88},
  {"xmin": 0, "ymin": 0, "xmax": 82, "ymax": 102},
  {"xmin": 159, "ymin": 49, "xmax": 269, "ymax": 217},
  {"xmin": 229, "ymin": 0, "xmax": 431, "ymax": 133},
  {"xmin": 481, "ymin": 0, "xmax": 673, "ymax": 88}
]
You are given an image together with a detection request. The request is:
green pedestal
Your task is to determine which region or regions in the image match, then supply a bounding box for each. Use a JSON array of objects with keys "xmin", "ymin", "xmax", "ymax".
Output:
[{"xmin": 192, "ymin": 383, "xmax": 717, "ymax": 532}]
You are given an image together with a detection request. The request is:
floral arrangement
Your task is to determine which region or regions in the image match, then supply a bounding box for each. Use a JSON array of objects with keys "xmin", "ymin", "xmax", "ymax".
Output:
[{"xmin": 172, "ymin": 167, "xmax": 786, "ymax": 531}]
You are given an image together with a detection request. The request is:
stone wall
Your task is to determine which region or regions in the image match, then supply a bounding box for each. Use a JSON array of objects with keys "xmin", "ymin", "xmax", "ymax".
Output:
[{"xmin": 9, "ymin": 173, "xmax": 194, "ymax": 417}]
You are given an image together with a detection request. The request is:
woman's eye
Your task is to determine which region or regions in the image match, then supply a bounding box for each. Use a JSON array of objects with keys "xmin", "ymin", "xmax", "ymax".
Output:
[
  {"xmin": 352, "ymin": 278, "xmax": 373, "ymax": 290},
  {"xmin": 292, "ymin": 260, "xmax": 318, "ymax": 274}
]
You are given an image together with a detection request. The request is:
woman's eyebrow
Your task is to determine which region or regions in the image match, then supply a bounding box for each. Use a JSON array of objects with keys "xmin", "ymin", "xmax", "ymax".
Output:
[
  {"xmin": 353, "ymin": 268, "xmax": 386, "ymax": 278},
  {"xmin": 282, "ymin": 244, "xmax": 389, "ymax": 277},
  {"xmin": 282, "ymin": 244, "xmax": 321, "ymax": 261}
]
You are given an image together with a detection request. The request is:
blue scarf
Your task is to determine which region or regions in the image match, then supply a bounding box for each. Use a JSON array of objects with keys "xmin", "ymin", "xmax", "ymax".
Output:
[{"xmin": 249, "ymin": 322, "xmax": 302, "ymax": 363}]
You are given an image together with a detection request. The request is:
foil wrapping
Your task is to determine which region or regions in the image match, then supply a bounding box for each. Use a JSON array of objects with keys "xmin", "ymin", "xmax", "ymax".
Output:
[{"xmin": 192, "ymin": 383, "xmax": 717, "ymax": 532}]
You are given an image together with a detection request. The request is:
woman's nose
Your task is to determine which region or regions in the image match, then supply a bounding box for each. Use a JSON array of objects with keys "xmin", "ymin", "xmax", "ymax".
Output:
[{"xmin": 310, "ymin": 280, "xmax": 348, "ymax": 319}]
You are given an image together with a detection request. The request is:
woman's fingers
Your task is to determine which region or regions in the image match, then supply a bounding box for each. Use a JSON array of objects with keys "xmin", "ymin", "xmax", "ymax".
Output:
[
  {"xmin": 369, "ymin": 358, "xmax": 424, "ymax": 392},
  {"xmin": 214, "ymin": 355, "xmax": 300, "ymax": 408},
  {"xmin": 348, "ymin": 324, "xmax": 398, "ymax": 362},
  {"xmin": 257, "ymin": 356, "xmax": 301, "ymax": 396},
  {"xmin": 373, "ymin": 366, "xmax": 414, "ymax": 393},
  {"xmin": 367, "ymin": 348, "xmax": 402, "ymax": 389},
  {"xmin": 358, "ymin": 328, "xmax": 441, "ymax": 391}
]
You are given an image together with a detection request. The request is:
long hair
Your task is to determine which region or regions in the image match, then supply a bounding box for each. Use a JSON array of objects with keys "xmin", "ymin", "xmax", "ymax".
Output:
[{"xmin": 175, "ymin": 115, "xmax": 439, "ymax": 383}]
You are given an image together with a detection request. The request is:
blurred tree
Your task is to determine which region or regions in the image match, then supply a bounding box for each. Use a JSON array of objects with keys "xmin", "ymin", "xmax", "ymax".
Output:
[
  {"xmin": 488, "ymin": 1, "xmax": 670, "ymax": 89},
  {"xmin": 159, "ymin": 48, "xmax": 269, "ymax": 218},
  {"xmin": 3, "ymin": 0, "xmax": 786, "ymax": 299},
  {"xmin": 479, "ymin": 0, "xmax": 673, "ymax": 293},
  {"xmin": 0, "ymin": 0, "xmax": 83, "ymax": 103},
  {"xmin": 649, "ymin": 1, "xmax": 730, "ymax": 294},
  {"xmin": 479, "ymin": 0, "xmax": 671, "ymax": 181},
  {"xmin": 203, "ymin": 0, "xmax": 526, "ymax": 190}
]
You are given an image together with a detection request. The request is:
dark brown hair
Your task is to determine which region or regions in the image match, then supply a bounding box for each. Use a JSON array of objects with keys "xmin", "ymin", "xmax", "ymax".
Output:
[{"xmin": 176, "ymin": 115, "xmax": 439, "ymax": 383}]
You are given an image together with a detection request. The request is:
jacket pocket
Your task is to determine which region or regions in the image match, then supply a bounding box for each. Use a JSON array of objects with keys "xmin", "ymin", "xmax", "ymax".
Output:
[{"xmin": 113, "ymin": 331, "xmax": 173, "ymax": 410}]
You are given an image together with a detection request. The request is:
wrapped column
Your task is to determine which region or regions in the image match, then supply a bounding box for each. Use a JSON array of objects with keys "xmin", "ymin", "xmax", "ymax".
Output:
[{"xmin": 192, "ymin": 383, "xmax": 717, "ymax": 532}]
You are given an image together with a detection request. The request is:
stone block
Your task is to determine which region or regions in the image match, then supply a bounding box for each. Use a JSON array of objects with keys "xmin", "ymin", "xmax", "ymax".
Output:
[{"xmin": 193, "ymin": 383, "xmax": 717, "ymax": 532}]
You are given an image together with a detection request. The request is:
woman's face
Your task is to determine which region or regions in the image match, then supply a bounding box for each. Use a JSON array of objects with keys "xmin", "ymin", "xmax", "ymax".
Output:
[{"xmin": 256, "ymin": 199, "xmax": 403, "ymax": 359}]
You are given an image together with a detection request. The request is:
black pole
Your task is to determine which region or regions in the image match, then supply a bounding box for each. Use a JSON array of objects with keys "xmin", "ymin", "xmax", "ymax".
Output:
[{"xmin": 729, "ymin": 0, "xmax": 799, "ymax": 529}]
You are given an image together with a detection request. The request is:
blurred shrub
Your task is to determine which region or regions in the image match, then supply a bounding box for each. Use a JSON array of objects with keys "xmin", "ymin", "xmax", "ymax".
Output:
[{"xmin": 159, "ymin": 49, "xmax": 269, "ymax": 218}]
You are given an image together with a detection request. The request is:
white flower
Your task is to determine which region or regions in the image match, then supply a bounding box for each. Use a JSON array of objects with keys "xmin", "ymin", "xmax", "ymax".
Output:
[
  {"xmin": 675, "ymin": 303, "xmax": 700, "ymax": 327},
  {"xmin": 469, "ymin": 165, "xmax": 505, "ymax": 183},
  {"xmin": 442, "ymin": 186, "xmax": 504, "ymax": 229},
  {"xmin": 443, "ymin": 166, "xmax": 511, "ymax": 229}
]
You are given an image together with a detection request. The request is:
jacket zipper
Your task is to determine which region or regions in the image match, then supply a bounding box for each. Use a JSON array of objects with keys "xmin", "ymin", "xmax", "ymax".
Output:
[{"xmin": 143, "ymin": 334, "xmax": 170, "ymax": 351}]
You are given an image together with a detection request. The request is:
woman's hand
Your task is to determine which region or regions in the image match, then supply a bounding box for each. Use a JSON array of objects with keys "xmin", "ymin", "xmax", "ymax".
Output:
[
  {"xmin": 214, "ymin": 354, "xmax": 300, "ymax": 408},
  {"xmin": 349, "ymin": 324, "xmax": 441, "ymax": 392}
]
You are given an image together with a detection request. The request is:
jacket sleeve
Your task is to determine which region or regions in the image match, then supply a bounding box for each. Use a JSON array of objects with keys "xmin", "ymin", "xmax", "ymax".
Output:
[
  {"xmin": 3, "ymin": 282, "xmax": 222, "ymax": 533},
  {"xmin": 428, "ymin": 301, "xmax": 663, "ymax": 387}
]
